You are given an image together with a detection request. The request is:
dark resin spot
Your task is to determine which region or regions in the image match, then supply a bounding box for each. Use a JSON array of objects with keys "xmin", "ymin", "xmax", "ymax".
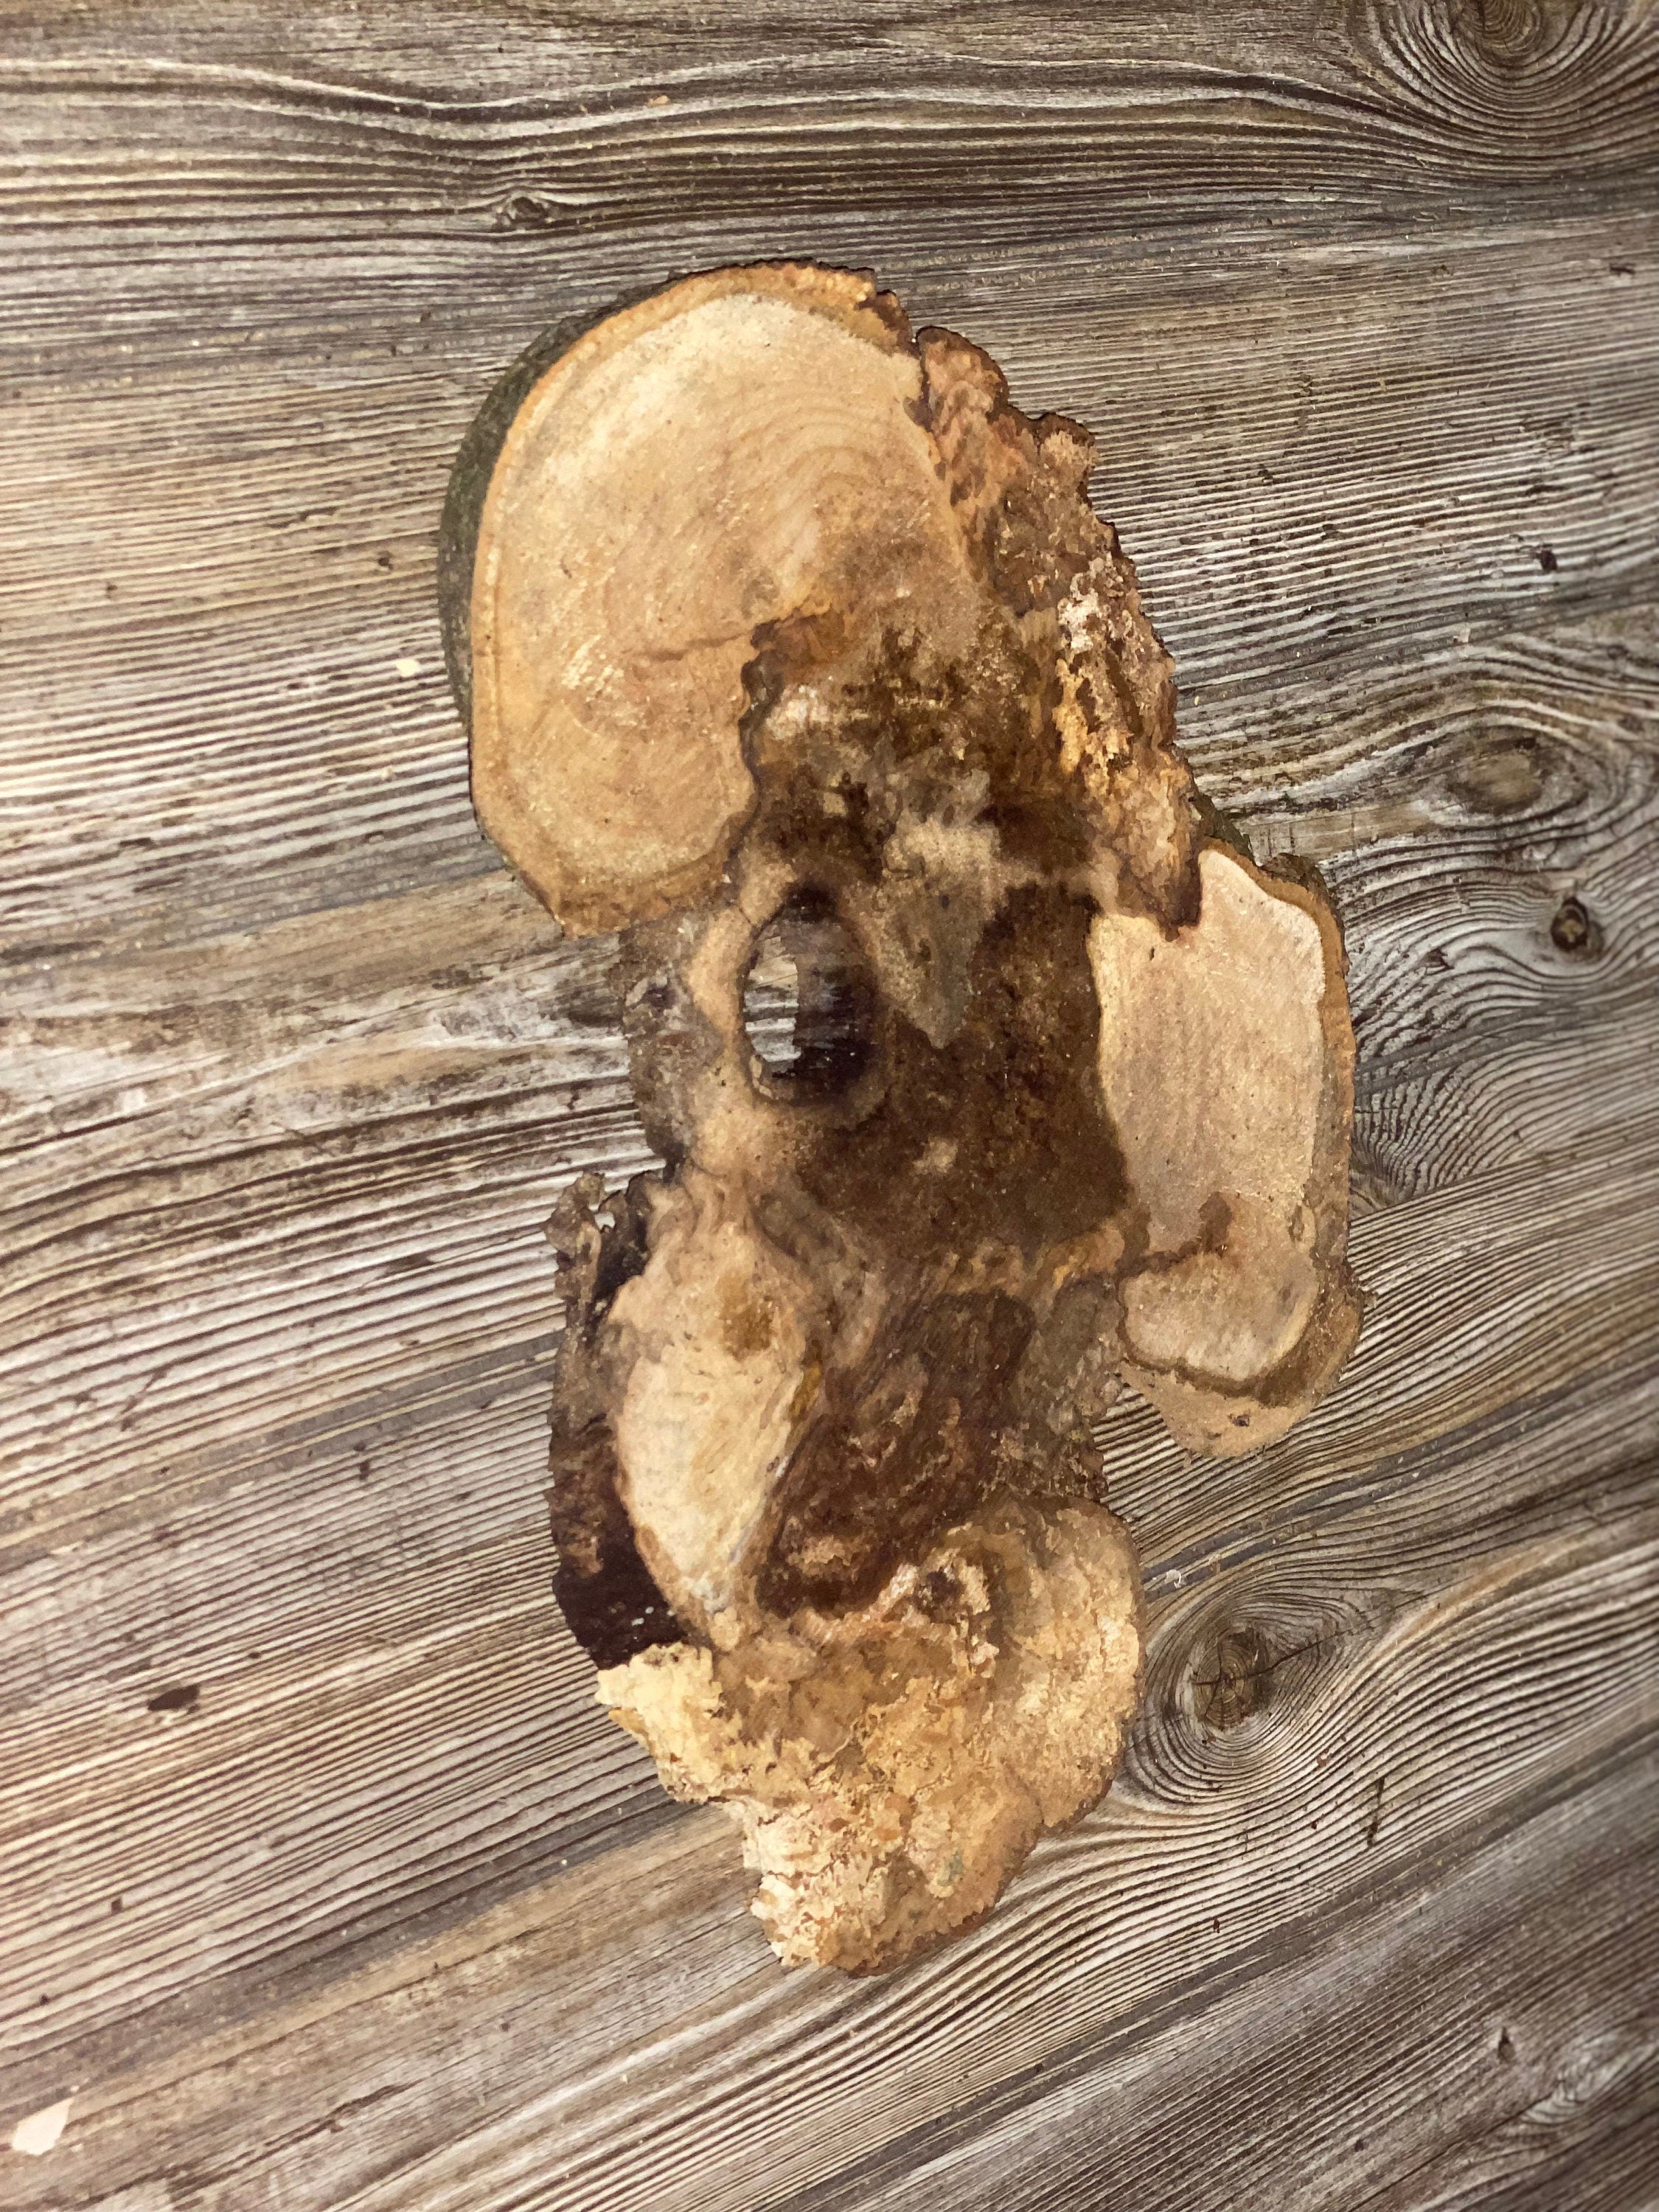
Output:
[{"xmin": 147, "ymin": 1683, "xmax": 200, "ymax": 1715}]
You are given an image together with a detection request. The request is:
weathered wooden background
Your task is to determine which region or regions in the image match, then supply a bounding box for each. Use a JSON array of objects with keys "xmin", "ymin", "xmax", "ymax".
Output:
[{"xmin": 3, "ymin": 2, "xmax": 1658, "ymax": 2205}]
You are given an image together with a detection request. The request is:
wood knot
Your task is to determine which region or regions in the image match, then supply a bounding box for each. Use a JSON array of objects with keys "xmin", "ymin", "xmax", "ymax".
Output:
[
  {"xmin": 1450, "ymin": 0, "xmax": 1587, "ymax": 67},
  {"xmin": 1368, "ymin": 0, "xmax": 1630, "ymax": 142},
  {"xmin": 1467, "ymin": 0, "xmax": 1548, "ymax": 59},
  {"xmin": 496, "ymin": 192, "xmax": 563, "ymax": 234},
  {"xmin": 1550, "ymin": 895, "xmax": 1601, "ymax": 956},
  {"xmin": 1447, "ymin": 732, "xmax": 1543, "ymax": 817},
  {"xmin": 1193, "ymin": 1625, "xmax": 1275, "ymax": 1731}
]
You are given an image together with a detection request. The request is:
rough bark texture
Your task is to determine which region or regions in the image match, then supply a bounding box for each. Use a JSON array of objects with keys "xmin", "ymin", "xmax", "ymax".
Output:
[{"xmin": 462, "ymin": 262, "xmax": 1358, "ymax": 1970}]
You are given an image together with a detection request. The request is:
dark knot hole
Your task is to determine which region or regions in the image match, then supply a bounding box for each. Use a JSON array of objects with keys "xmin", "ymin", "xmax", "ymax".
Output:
[{"xmin": 741, "ymin": 891, "xmax": 877, "ymax": 1099}]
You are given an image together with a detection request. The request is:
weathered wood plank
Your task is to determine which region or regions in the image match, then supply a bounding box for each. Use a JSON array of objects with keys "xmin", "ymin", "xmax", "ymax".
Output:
[
  {"xmin": 4, "ymin": 214, "xmax": 1654, "ymax": 959},
  {"xmin": 6, "ymin": 453, "xmax": 1655, "ymax": 2194},
  {"xmin": 4, "ymin": 1079, "xmax": 1657, "ymax": 2151},
  {"xmin": 323, "ymin": 1537, "xmax": 1657, "ymax": 2212},
  {"xmin": 3, "ymin": 1, "xmax": 1657, "ymax": 2202},
  {"xmin": 801, "ymin": 1750, "xmax": 1659, "ymax": 2212},
  {"xmin": 4, "ymin": 0, "xmax": 1658, "ymax": 242},
  {"xmin": 5, "ymin": 1336, "xmax": 1651, "ymax": 2205}
]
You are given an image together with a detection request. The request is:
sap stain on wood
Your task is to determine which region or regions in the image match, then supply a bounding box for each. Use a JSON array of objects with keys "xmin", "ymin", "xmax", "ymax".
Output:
[{"xmin": 1, "ymin": 1, "xmax": 1657, "ymax": 2207}]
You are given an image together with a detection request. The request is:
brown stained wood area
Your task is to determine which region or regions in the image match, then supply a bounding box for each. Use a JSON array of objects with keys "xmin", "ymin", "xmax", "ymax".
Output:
[{"xmin": 0, "ymin": 0, "xmax": 1655, "ymax": 2202}]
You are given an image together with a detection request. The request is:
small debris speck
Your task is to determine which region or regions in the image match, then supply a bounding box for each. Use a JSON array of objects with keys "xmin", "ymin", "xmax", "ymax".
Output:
[
  {"xmin": 9, "ymin": 2099, "xmax": 71, "ymax": 2157},
  {"xmin": 394, "ymin": 657, "xmax": 423, "ymax": 679}
]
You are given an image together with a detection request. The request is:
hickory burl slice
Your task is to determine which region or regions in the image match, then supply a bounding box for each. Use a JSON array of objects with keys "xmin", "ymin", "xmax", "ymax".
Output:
[{"xmin": 453, "ymin": 261, "xmax": 1358, "ymax": 1969}]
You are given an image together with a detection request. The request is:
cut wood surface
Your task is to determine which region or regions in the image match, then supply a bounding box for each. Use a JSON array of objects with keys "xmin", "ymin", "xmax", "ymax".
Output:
[{"xmin": 1, "ymin": 1, "xmax": 1656, "ymax": 2205}]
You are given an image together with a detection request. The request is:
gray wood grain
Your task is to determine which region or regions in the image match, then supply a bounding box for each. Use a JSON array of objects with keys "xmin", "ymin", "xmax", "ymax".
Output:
[{"xmin": 1, "ymin": 1, "xmax": 1657, "ymax": 2205}]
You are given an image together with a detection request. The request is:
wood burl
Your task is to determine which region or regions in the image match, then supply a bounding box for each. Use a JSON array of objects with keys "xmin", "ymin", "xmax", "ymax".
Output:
[{"xmin": 444, "ymin": 262, "xmax": 1360, "ymax": 1972}]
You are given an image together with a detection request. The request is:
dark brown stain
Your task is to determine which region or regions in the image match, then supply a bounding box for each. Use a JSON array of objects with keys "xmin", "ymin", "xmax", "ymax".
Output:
[
  {"xmin": 719, "ymin": 1279, "xmax": 777, "ymax": 1359},
  {"xmin": 146, "ymin": 1683, "xmax": 201, "ymax": 1716},
  {"xmin": 543, "ymin": 1172, "xmax": 687, "ymax": 1671},
  {"xmin": 546, "ymin": 1422, "xmax": 685, "ymax": 1672},
  {"xmin": 758, "ymin": 1289, "xmax": 1036, "ymax": 1615},
  {"xmin": 1365, "ymin": 1773, "xmax": 1386, "ymax": 1847},
  {"xmin": 779, "ymin": 885, "xmax": 1124, "ymax": 1267}
]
